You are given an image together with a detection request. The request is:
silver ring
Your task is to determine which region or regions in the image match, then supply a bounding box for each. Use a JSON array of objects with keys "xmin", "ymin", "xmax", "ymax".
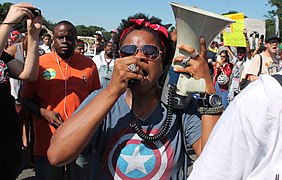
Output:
[
  {"xmin": 128, "ymin": 64, "xmax": 137, "ymax": 72},
  {"xmin": 191, "ymin": 50, "xmax": 199, "ymax": 59},
  {"xmin": 182, "ymin": 56, "xmax": 191, "ymax": 65}
]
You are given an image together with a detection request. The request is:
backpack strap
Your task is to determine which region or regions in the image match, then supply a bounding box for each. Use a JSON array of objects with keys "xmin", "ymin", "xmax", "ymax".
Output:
[{"xmin": 272, "ymin": 74, "xmax": 282, "ymax": 86}]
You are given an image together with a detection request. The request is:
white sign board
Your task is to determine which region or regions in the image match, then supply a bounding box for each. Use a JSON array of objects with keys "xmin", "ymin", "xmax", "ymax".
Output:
[{"xmin": 244, "ymin": 18, "xmax": 266, "ymax": 49}]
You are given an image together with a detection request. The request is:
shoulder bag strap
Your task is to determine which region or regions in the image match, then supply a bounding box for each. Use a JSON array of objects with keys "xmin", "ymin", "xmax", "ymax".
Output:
[
  {"xmin": 272, "ymin": 74, "xmax": 282, "ymax": 86},
  {"xmin": 257, "ymin": 54, "xmax": 263, "ymax": 76}
]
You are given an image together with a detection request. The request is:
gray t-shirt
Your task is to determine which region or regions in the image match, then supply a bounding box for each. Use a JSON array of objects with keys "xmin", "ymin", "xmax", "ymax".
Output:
[
  {"xmin": 228, "ymin": 57, "xmax": 245, "ymax": 102},
  {"xmin": 76, "ymin": 90, "xmax": 202, "ymax": 179}
]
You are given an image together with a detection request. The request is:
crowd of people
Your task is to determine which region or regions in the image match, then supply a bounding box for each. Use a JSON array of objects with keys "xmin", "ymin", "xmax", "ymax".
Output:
[{"xmin": 1, "ymin": 2, "xmax": 282, "ymax": 180}]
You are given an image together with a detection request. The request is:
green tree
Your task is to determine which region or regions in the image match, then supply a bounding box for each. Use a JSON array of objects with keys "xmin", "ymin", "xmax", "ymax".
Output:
[
  {"xmin": 222, "ymin": 11, "xmax": 248, "ymax": 18},
  {"xmin": 76, "ymin": 25, "xmax": 92, "ymax": 36},
  {"xmin": 87, "ymin": 25, "xmax": 105, "ymax": 37},
  {"xmin": 0, "ymin": 2, "xmax": 12, "ymax": 22},
  {"xmin": 76, "ymin": 25, "xmax": 107, "ymax": 38},
  {"xmin": 222, "ymin": 11, "xmax": 238, "ymax": 16},
  {"xmin": 42, "ymin": 19, "xmax": 55, "ymax": 31},
  {"xmin": 266, "ymin": 0, "xmax": 282, "ymax": 37}
]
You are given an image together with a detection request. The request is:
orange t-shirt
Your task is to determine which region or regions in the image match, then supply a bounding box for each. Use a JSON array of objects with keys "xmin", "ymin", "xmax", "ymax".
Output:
[{"xmin": 21, "ymin": 51, "xmax": 101, "ymax": 156}]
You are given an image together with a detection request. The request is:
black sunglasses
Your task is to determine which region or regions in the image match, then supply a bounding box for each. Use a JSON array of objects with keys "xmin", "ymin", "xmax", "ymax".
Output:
[
  {"xmin": 119, "ymin": 45, "xmax": 162, "ymax": 60},
  {"xmin": 268, "ymin": 40, "xmax": 279, "ymax": 44}
]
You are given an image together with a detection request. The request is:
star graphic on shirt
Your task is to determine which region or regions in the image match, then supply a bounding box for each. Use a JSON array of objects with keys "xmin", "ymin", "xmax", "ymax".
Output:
[{"xmin": 120, "ymin": 145, "xmax": 154, "ymax": 175}]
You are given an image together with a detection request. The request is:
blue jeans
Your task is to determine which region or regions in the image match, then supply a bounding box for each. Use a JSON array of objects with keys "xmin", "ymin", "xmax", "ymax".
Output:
[{"xmin": 215, "ymin": 81, "xmax": 229, "ymax": 109}]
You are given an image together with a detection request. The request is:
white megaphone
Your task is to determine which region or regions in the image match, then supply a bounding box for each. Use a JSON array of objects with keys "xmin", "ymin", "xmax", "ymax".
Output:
[{"xmin": 161, "ymin": 2, "xmax": 234, "ymax": 109}]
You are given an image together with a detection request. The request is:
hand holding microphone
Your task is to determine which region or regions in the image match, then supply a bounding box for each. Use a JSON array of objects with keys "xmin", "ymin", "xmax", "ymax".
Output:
[{"xmin": 108, "ymin": 55, "xmax": 142, "ymax": 96}]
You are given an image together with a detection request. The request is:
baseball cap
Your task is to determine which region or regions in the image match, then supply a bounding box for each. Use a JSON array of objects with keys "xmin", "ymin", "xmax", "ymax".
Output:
[
  {"xmin": 265, "ymin": 35, "xmax": 281, "ymax": 43},
  {"xmin": 95, "ymin": 31, "xmax": 103, "ymax": 36},
  {"xmin": 11, "ymin": 30, "xmax": 21, "ymax": 36},
  {"xmin": 110, "ymin": 29, "xmax": 117, "ymax": 33}
]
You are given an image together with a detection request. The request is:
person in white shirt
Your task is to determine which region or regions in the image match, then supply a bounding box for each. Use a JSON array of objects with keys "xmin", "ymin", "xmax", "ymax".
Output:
[
  {"xmin": 188, "ymin": 70, "xmax": 282, "ymax": 180},
  {"xmin": 39, "ymin": 33, "xmax": 52, "ymax": 54},
  {"xmin": 92, "ymin": 41, "xmax": 115, "ymax": 87}
]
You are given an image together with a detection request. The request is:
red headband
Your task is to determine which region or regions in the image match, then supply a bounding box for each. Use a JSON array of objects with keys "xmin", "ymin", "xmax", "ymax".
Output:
[
  {"xmin": 75, "ymin": 42, "xmax": 84, "ymax": 48},
  {"xmin": 119, "ymin": 19, "xmax": 169, "ymax": 47}
]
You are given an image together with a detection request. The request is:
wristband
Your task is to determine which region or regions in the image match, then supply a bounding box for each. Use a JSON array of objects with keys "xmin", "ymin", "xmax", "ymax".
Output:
[
  {"xmin": 0, "ymin": 51, "xmax": 15, "ymax": 63},
  {"xmin": 198, "ymin": 106, "xmax": 224, "ymax": 115},
  {"xmin": 1, "ymin": 22, "xmax": 18, "ymax": 25}
]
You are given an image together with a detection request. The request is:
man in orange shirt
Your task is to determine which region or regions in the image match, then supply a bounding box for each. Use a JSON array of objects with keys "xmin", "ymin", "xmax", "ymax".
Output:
[{"xmin": 20, "ymin": 20, "xmax": 100, "ymax": 180}]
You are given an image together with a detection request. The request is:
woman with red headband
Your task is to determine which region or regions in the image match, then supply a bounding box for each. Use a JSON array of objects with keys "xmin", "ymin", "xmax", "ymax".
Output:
[{"xmin": 48, "ymin": 13, "xmax": 220, "ymax": 179}]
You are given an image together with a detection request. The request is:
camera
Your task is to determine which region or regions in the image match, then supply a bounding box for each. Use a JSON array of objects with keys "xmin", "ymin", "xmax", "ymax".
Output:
[{"xmin": 29, "ymin": 8, "xmax": 41, "ymax": 17}]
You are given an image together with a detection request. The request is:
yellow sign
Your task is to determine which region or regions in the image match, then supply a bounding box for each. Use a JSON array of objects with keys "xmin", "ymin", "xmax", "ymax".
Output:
[{"xmin": 223, "ymin": 13, "xmax": 246, "ymax": 47}]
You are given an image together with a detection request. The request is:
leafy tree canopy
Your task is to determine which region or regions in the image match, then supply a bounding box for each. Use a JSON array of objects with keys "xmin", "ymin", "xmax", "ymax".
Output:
[{"xmin": 222, "ymin": 11, "xmax": 248, "ymax": 18}]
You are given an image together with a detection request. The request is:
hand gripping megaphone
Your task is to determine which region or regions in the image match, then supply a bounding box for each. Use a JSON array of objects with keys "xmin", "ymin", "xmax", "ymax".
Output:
[{"xmin": 161, "ymin": 2, "xmax": 234, "ymax": 109}]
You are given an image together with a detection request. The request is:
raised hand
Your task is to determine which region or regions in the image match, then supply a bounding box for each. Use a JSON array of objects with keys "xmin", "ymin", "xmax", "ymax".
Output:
[
  {"xmin": 173, "ymin": 37, "xmax": 210, "ymax": 81},
  {"xmin": 3, "ymin": 2, "xmax": 37, "ymax": 25},
  {"xmin": 27, "ymin": 15, "xmax": 42, "ymax": 38},
  {"xmin": 108, "ymin": 56, "xmax": 143, "ymax": 96}
]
